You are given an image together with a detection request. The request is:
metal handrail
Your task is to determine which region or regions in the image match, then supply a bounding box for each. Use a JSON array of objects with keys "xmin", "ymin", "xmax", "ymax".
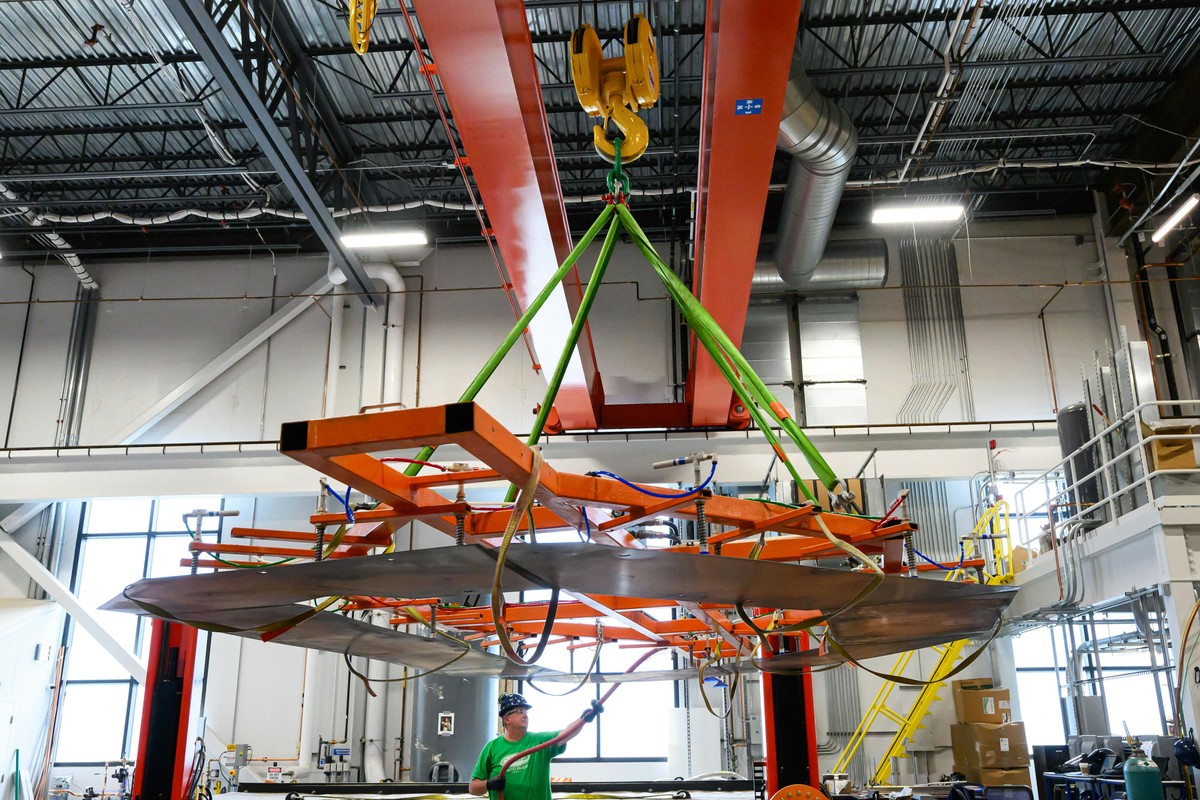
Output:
[{"xmin": 1010, "ymin": 399, "xmax": 1200, "ymax": 546}]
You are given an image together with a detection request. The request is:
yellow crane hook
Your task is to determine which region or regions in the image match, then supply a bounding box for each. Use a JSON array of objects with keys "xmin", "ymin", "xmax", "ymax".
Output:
[{"xmin": 569, "ymin": 14, "xmax": 660, "ymax": 164}]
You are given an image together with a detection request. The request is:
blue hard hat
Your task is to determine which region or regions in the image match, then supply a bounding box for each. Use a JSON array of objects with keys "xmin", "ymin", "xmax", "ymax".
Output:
[{"xmin": 498, "ymin": 693, "xmax": 532, "ymax": 717}]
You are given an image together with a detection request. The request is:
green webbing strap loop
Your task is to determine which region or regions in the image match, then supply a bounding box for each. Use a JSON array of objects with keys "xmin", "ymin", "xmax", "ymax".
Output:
[
  {"xmin": 606, "ymin": 137, "xmax": 630, "ymax": 196},
  {"xmin": 613, "ymin": 204, "xmax": 840, "ymax": 492}
]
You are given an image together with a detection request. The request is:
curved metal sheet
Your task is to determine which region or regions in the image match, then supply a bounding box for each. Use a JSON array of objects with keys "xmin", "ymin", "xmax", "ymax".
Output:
[
  {"xmin": 106, "ymin": 542, "xmax": 1015, "ymax": 620},
  {"xmin": 156, "ymin": 603, "xmax": 551, "ymax": 678}
]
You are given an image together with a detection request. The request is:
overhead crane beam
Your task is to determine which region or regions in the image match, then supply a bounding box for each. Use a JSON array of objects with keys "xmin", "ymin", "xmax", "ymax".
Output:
[
  {"xmin": 411, "ymin": 0, "xmax": 602, "ymax": 430},
  {"xmin": 687, "ymin": 0, "xmax": 803, "ymax": 426}
]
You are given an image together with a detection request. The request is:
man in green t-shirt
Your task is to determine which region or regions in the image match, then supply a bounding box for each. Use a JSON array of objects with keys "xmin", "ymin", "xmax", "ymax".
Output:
[{"xmin": 469, "ymin": 692, "xmax": 600, "ymax": 800}]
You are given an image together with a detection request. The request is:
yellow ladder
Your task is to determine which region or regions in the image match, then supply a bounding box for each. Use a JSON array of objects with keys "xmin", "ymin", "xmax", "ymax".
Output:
[
  {"xmin": 832, "ymin": 638, "xmax": 967, "ymax": 782},
  {"xmin": 870, "ymin": 639, "xmax": 967, "ymax": 783},
  {"xmin": 832, "ymin": 502, "xmax": 1015, "ymax": 785}
]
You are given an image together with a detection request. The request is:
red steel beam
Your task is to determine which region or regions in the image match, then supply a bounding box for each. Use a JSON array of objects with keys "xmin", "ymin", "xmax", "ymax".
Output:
[
  {"xmin": 413, "ymin": 0, "xmax": 602, "ymax": 429},
  {"xmin": 687, "ymin": 0, "xmax": 803, "ymax": 426}
]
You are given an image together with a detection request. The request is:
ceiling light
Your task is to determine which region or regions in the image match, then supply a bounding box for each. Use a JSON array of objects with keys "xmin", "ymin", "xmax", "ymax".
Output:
[
  {"xmin": 340, "ymin": 230, "xmax": 428, "ymax": 249},
  {"xmin": 1151, "ymin": 193, "xmax": 1199, "ymax": 243},
  {"xmin": 871, "ymin": 204, "xmax": 964, "ymax": 224}
]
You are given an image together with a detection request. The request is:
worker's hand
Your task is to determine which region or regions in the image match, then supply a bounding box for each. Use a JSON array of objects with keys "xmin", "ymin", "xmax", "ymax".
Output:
[
  {"xmin": 580, "ymin": 699, "xmax": 604, "ymax": 722},
  {"xmin": 486, "ymin": 776, "xmax": 506, "ymax": 792}
]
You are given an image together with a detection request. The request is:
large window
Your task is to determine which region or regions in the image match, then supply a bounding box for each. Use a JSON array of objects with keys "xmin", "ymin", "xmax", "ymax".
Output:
[
  {"xmin": 1013, "ymin": 626, "xmax": 1068, "ymax": 746},
  {"xmin": 54, "ymin": 495, "xmax": 225, "ymax": 765},
  {"xmin": 1012, "ymin": 596, "xmax": 1176, "ymax": 746},
  {"xmin": 515, "ymin": 530, "xmax": 674, "ymax": 761},
  {"xmin": 522, "ymin": 641, "xmax": 673, "ymax": 761}
]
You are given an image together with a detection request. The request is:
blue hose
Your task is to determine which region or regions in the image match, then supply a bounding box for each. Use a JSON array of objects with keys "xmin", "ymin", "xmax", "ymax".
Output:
[
  {"xmin": 325, "ymin": 484, "xmax": 356, "ymax": 525},
  {"xmin": 910, "ymin": 544, "xmax": 965, "ymax": 571},
  {"xmin": 587, "ymin": 461, "xmax": 717, "ymax": 499}
]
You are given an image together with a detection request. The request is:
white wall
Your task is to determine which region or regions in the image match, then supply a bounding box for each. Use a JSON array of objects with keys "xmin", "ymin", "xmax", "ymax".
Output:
[
  {"xmin": 859, "ymin": 215, "xmax": 1128, "ymax": 424},
  {"xmin": 0, "ymin": 601, "xmax": 62, "ymax": 800}
]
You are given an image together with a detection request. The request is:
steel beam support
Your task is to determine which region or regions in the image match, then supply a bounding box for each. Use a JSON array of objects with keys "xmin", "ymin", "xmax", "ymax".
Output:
[
  {"xmin": 0, "ymin": 524, "xmax": 146, "ymax": 682},
  {"xmin": 411, "ymin": 0, "xmax": 601, "ymax": 429},
  {"xmin": 761, "ymin": 635, "xmax": 819, "ymax": 795},
  {"xmin": 0, "ymin": 166, "xmax": 253, "ymax": 183},
  {"xmin": 162, "ymin": 0, "xmax": 381, "ymax": 306},
  {"xmin": 254, "ymin": 0, "xmax": 380, "ymax": 206},
  {"xmin": 0, "ymin": 101, "xmax": 201, "ymax": 117},
  {"xmin": 687, "ymin": 0, "xmax": 802, "ymax": 426},
  {"xmin": 113, "ymin": 276, "xmax": 332, "ymax": 443}
]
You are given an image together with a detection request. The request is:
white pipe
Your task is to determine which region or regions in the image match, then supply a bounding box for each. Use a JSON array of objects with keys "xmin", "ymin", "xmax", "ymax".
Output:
[
  {"xmin": 326, "ymin": 261, "xmax": 407, "ymax": 407},
  {"xmin": 366, "ymin": 265, "xmax": 407, "ymax": 407},
  {"xmin": 325, "ymin": 288, "xmax": 344, "ymax": 417},
  {"xmin": 0, "ymin": 181, "xmax": 98, "ymax": 289},
  {"xmin": 363, "ymin": 613, "xmax": 389, "ymax": 783},
  {"xmin": 296, "ymin": 649, "xmax": 322, "ymax": 776}
]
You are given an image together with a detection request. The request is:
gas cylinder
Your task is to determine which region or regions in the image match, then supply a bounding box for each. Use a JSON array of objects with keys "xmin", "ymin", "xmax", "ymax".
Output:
[{"xmin": 1124, "ymin": 740, "xmax": 1163, "ymax": 800}]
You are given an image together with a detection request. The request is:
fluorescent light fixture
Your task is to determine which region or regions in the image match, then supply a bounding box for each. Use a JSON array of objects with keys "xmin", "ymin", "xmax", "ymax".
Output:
[
  {"xmin": 340, "ymin": 230, "xmax": 428, "ymax": 248},
  {"xmin": 1151, "ymin": 193, "xmax": 1200, "ymax": 243},
  {"xmin": 871, "ymin": 204, "xmax": 964, "ymax": 224}
]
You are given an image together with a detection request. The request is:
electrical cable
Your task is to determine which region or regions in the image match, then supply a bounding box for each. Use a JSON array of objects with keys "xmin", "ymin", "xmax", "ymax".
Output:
[
  {"xmin": 578, "ymin": 506, "xmax": 591, "ymax": 542},
  {"xmin": 379, "ymin": 456, "xmax": 450, "ymax": 472},
  {"xmin": 1174, "ymin": 596, "xmax": 1200, "ymax": 724},
  {"xmin": 696, "ymin": 639, "xmax": 742, "ymax": 719},
  {"xmin": 343, "ymin": 607, "xmax": 471, "ymax": 696},
  {"xmin": 586, "ymin": 462, "xmax": 716, "ymax": 498},
  {"xmin": 527, "ymin": 624, "xmax": 604, "ymax": 696}
]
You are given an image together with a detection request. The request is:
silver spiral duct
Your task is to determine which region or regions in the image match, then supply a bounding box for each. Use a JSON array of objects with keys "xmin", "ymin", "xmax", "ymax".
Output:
[
  {"xmin": 771, "ymin": 40, "xmax": 869, "ymax": 291},
  {"xmin": 753, "ymin": 239, "xmax": 887, "ymax": 294}
]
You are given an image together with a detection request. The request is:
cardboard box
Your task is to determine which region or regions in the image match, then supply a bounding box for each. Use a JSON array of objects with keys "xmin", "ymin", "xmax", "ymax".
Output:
[
  {"xmin": 1142, "ymin": 420, "xmax": 1198, "ymax": 472},
  {"xmin": 978, "ymin": 767, "xmax": 1033, "ymax": 787},
  {"xmin": 951, "ymin": 722, "xmax": 1030, "ymax": 770},
  {"xmin": 1011, "ymin": 545, "xmax": 1032, "ymax": 574},
  {"xmin": 952, "ymin": 678, "xmax": 1012, "ymax": 723}
]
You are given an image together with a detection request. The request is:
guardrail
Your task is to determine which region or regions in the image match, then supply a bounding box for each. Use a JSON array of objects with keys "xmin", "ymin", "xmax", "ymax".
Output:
[{"xmin": 1010, "ymin": 400, "xmax": 1200, "ymax": 552}]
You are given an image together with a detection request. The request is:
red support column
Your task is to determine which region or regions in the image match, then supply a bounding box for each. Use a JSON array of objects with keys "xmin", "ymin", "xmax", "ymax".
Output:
[
  {"xmin": 761, "ymin": 633, "xmax": 820, "ymax": 795},
  {"xmin": 132, "ymin": 620, "xmax": 203, "ymax": 800}
]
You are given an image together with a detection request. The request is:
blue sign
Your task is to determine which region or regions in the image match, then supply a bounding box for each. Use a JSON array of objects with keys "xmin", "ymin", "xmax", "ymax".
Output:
[
  {"xmin": 333, "ymin": 747, "xmax": 350, "ymax": 756},
  {"xmin": 734, "ymin": 98, "xmax": 763, "ymax": 116}
]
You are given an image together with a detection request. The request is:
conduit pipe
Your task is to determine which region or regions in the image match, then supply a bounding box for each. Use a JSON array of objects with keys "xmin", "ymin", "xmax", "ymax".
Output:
[
  {"xmin": 0, "ymin": 182, "xmax": 97, "ymax": 289},
  {"xmin": 771, "ymin": 42, "xmax": 867, "ymax": 291},
  {"xmin": 328, "ymin": 260, "xmax": 408, "ymax": 406}
]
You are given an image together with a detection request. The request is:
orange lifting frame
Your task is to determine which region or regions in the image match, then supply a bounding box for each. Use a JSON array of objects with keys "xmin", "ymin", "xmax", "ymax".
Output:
[{"xmin": 277, "ymin": 401, "xmax": 915, "ymax": 560}]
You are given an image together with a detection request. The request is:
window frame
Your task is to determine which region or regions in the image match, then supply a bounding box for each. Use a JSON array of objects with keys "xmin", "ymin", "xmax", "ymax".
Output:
[{"xmin": 53, "ymin": 497, "xmax": 225, "ymax": 766}]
